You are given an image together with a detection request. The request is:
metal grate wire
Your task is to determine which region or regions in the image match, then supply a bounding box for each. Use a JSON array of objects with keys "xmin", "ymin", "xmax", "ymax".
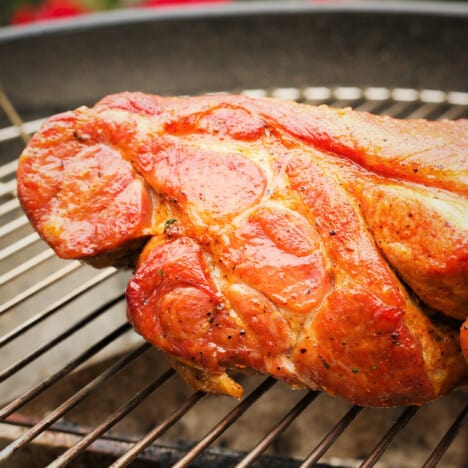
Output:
[{"xmin": 0, "ymin": 86, "xmax": 467, "ymax": 467}]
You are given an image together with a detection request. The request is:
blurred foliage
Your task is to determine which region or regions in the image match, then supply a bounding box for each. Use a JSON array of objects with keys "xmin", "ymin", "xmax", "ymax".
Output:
[
  {"xmin": 1, "ymin": 0, "xmax": 125, "ymax": 25},
  {"xmin": 1, "ymin": 0, "xmax": 235, "ymax": 25},
  {"xmin": 1, "ymin": 0, "xmax": 467, "ymax": 27}
]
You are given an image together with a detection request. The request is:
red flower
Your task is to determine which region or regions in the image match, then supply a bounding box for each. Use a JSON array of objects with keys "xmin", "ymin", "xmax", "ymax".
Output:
[{"xmin": 11, "ymin": 0, "xmax": 87, "ymax": 25}]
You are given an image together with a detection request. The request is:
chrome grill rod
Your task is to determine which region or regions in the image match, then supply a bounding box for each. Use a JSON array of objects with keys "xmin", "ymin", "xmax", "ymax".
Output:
[
  {"xmin": 0, "ymin": 232, "xmax": 40, "ymax": 261},
  {"xmin": 300, "ymin": 405, "xmax": 363, "ymax": 468},
  {"xmin": 0, "ymin": 159, "xmax": 18, "ymax": 179},
  {"xmin": 0, "ymin": 118, "xmax": 44, "ymax": 145},
  {"xmin": 0, "ymin": 342, "xmax": 151, "ymax": 464},
  {"xmin": 359, "ymin": 406, "xmax": 420, "ymax": 468},
  {"xmin": 0, "ymin": 261, "xmax": 82, "ymax": 315},
  {"xmin": 0, "ymin": 267, "xmax": 116, "ymax": 347},
  {"xmin": 0, "ymin": 213, "xmax": 28, "ymax": 236},
  {"xmin": 0, "ymin": 322, "xmax": 132, "ymax": 421},
  {"xmin": 110, "ymin": 390, "xmax": 206, "ymax": 468},
  {"xmin": 0, "ymin": 248, "xmax": 55, "ymax": 286},
  {"xmin": 48, "ymin": 368, "xmax": 176, "ymax": 468},
  {"xmin": 0, "ymin": 293, "xmax": 125, "ymax": 382},
  {"xmin": 0, "ymin": 198, "xmax": 20, "ymax": 217},
  {"xmin": 172, "ymin": 377, "xmax": 276, "ymax": 468},
  {"xmin": 235, "ymin": 390, "xmax": 319, "ymax": 468},
  {"xmin": 422, "ymin": 403, "xmax": 468, "ymax": 468}
]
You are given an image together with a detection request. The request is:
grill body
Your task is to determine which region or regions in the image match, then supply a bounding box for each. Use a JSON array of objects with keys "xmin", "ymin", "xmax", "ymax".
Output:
[
  {"xmin": 1, "ymin": 1, "xmax": 468, "ymax": 115},
  {"xmin": 0, "ymin": 2, "xmax": 467, "ymax": 467}
]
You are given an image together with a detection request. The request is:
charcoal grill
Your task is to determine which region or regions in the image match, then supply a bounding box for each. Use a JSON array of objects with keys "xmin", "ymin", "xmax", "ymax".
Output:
[{"xmin": 0, "ymin": 2, "xmax": 467, "ymax": 467}]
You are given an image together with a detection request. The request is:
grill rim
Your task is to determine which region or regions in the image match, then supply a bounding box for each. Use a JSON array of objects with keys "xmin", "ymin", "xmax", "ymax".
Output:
[{"xmin": 0, "ymin": 0, "xmax": 467, "ymax": 44}]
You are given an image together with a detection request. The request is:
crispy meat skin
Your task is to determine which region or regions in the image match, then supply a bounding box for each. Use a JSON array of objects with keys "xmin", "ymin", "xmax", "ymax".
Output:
[{"xmin": 17, "ymin": 92, "xmax": 468, "ymax": 406}]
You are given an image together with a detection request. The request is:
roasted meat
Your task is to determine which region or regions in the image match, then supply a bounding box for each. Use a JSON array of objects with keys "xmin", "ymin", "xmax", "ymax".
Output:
[{"xmin": 17, "ymin": 92, "xmax": 468, "ymax": 407}]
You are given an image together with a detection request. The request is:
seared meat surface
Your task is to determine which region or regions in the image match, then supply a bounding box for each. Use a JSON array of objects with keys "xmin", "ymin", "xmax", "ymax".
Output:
[{"xmin": 17, "ymin": 92, "xmax": 468, "ymax": 406}]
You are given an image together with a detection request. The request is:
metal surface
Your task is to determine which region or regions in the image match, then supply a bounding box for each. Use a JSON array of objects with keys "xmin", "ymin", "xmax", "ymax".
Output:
[{"xmin": 0, "ymin": 83, "xmax": 467, "ymax": 467}]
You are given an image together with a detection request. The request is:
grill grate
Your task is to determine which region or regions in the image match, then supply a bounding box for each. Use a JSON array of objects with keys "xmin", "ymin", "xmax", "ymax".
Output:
[{"xmin": 0, "ymin": 86, "xmax": 467, "ymax": 468}]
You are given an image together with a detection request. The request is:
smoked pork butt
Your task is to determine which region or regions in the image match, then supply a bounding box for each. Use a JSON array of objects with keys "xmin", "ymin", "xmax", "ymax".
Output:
[{"xmin": 17, "ymin": 92, "xmax": 468, "ymax": 406}]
